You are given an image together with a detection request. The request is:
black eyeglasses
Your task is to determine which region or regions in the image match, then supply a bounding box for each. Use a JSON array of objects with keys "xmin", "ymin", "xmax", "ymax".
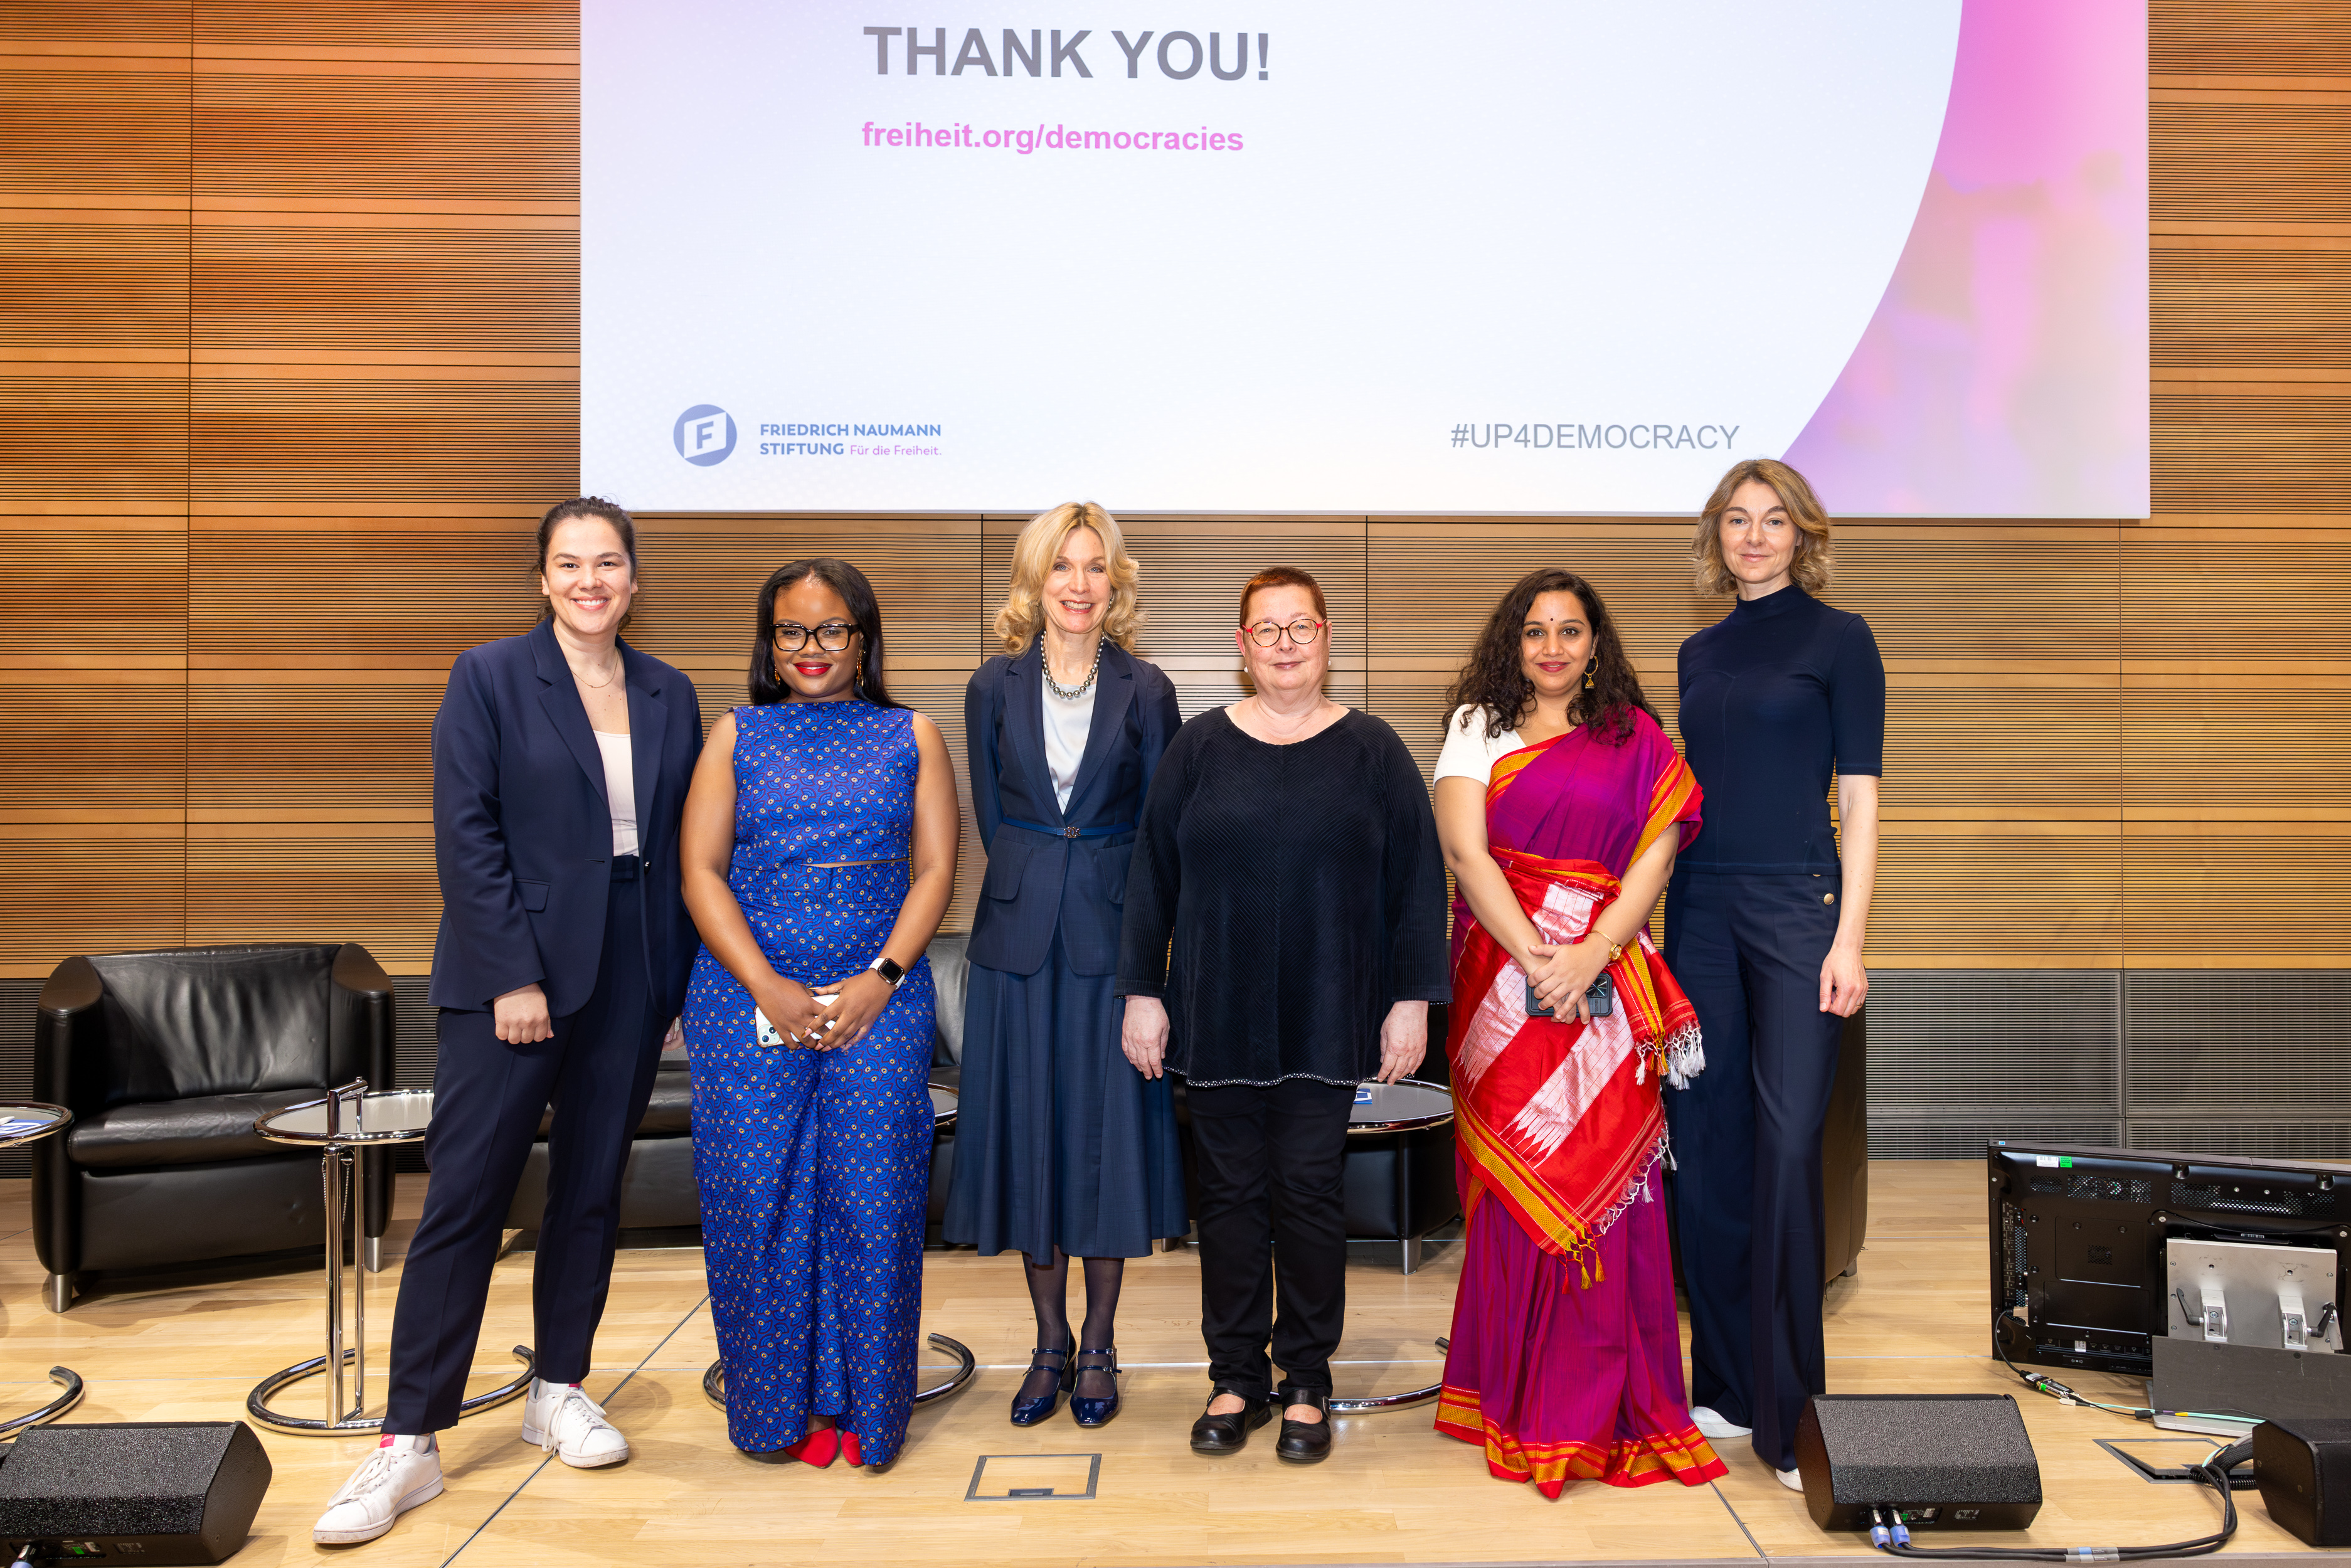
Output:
[
  {"xmin": 1244, "ymin": 618, "xmax": 1325, "ymax": 647},
  {"xmin": 772, "ymin": 620, "xmax": 856, "ymax": 653}
]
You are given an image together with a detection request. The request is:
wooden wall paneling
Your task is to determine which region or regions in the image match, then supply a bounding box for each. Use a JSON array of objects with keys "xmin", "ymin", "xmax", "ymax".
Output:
[
  {"xmin": 184, "ymin": 826, "xmax": 435, "ymax": 964},
  {"xmin": 192, "ymin": 3, "xmax": 575, "ymax": 55},
  {"xmin": 1, "ymin": 18, "xmax": 195, "ymax": 977},
  {"xmin": 2119, "ymin": 528, "xmax": 2349, "ymax": 967},
  {"xmin": 2153, "ymin": 244, "xmax": 2351, "ymax": 376},
  {"xmin": 0, "ymin": 218, "xmax": 190, "ymax": 361},
  {"xmin": 191, "ymin": 63, "xmax": 573, "ymax": 206},
  {"xmin": 188, "ymin": 522, "xmax": 546, "ymax": 665},
  {"xmin": 2150, "ymin": 98, "xmax": 2351, "ymax": 228},
  {"xmin": 2, "ymin": 825, "xmax": 190, "ymax": 973},
  {"xmin": 2122, "ymin": 826, "xmax": 2351, "ymax": 968},
  {"xmin": 0, "ymin": 41, "xmax": 193, "ymax": 208},
  {"xmin": 184, "ymin": 8, "xmax": 580, "ymax": 970},
  {"xmin": 187, "ymin": 670, "xmax": 437, "ymax": 820},
  {"xmin": 2151, "ymin": 1, "xmax": 2351, "ymax": 77}
]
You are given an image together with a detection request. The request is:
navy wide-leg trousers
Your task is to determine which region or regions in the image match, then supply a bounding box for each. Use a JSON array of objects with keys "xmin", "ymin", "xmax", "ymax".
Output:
[
  {"xmin": 385, "ymin": 869, "xmax": 665, "ymax": 1433},
  {"xmin": 1662, "ymin": 868, "xmax": 1844, "ymax": 1472}
]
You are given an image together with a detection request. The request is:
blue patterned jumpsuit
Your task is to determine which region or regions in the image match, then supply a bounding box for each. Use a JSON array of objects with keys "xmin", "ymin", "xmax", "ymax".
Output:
[{"xmin": 686, "ymin": 699, "xmax": 937, "ymax": 1461}]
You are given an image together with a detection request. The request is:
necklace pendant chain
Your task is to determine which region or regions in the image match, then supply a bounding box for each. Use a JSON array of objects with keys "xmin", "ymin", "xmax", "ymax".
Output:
[{"xmin": 1044, "ymin": 639, "xmax": 1103, "ymax": 702}]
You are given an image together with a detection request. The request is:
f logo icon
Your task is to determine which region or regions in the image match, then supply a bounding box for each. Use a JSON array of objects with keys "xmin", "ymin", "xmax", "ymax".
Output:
[{"xmin": 672, "ymin": 404, "xmax": 737, "ymax": 467}]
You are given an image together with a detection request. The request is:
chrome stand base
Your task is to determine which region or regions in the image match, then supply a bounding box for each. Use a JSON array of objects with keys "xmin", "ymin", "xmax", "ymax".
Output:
[
  {"xmin": 0, "ymin": 1367, "xmax": 84, "ymax": 1440},
  {"xmin": 704, "ymin": 1334, "xmax": 976, "ymax": 1415},
  {"xmin": 247, "ymin": 1345, "xmax": 534, "ymax": 1436},
  {"xmin": 1327, "ymin": 1337, "xmax": 1449, "ymax": 1414},
  {"xmin": 364, "ymin": 1234, "xmax": 383, "ymax": 1274},
  {"xmin": 43, "ymin": 1274, "xmax": 70, "ymax": 1315}
]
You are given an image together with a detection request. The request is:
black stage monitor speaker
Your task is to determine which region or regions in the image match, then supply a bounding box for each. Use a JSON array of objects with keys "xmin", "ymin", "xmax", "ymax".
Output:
[
  {"xmin": 2254, "ymin": 1416, "xmax": 2351, "ymax": 1549},
  {"xmin": 0, "ymin": 1421, "xmax": 271, "ymax": 1565},
  {"xmin": 1793, "ymin": 1394, "xmax": 2043, "ymax": 1532}
]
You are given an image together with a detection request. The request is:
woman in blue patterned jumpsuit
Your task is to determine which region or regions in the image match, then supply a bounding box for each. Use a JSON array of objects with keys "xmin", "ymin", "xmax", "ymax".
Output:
[{"xmin": 680, "ymin": 558, "xmax": 960, "ymax": 1468}]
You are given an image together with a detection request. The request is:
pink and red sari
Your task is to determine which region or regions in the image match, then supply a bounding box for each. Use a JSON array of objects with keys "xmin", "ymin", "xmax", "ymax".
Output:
[{"xmin": 1434, "ymin": 711, "xmax": 1725, "ymax": 1495}]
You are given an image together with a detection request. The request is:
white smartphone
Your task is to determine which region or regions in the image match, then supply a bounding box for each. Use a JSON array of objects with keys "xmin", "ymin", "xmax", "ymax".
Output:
[{"xmin": 754, "ymin": 998, "xmax": 842, "ymax": 1048}]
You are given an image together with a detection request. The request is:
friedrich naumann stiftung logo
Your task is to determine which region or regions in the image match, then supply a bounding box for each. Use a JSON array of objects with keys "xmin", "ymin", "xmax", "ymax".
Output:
[{"xmin": 674, "ymin": 405, "xmax": 736, "ymax": 466}]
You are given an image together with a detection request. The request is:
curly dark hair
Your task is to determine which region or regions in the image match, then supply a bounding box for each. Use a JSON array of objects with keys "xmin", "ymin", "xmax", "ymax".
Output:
[{"xmin": 1443, "ymin": 569, "xmax": 1659, "ymax": 746}]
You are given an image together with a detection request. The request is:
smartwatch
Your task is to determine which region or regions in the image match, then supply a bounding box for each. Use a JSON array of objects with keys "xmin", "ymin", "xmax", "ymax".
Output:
[{"xmin": 869, "ymin": 955, "xmax": 907, "ymax": 990}]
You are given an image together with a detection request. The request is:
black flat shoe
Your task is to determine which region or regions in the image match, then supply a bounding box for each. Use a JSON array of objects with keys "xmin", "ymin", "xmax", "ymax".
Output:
[
  {"xmin": 1009, "ymin": 1337, "xmax": 1074, "ymax": 1427},
  {"xmin": 1070, "ymin": 1347, "xmax": 1121, "ymax": 1428},
  {"xmin": 1276, "ymin": 1388, "xmax": 1333, "ymax": 1465},
  {"xmin": 1189, "ymin": 1384, "xmax": 1273, "ymax": 1455}
]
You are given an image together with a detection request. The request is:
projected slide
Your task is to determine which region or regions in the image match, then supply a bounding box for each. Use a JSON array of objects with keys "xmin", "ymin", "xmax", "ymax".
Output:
[{"xmin": 582, "ymin": 1, "xmax": 2146, "ymax": 516}]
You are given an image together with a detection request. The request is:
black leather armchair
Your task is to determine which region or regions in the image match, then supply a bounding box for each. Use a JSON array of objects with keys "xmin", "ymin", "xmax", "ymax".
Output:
[{"xmin": 33, "ymin": 943, "xmax": 396, "ymax": 1311}]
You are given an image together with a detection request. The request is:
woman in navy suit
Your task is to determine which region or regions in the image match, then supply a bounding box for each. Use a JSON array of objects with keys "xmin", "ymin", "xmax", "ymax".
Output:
[
  {"xmin": 943, "ymin": 502, "xmax": 1186, "ymax": 1429},
  {"xmin": 315, "ymin": 497, "xmax": 703, "ymax": 1547}
]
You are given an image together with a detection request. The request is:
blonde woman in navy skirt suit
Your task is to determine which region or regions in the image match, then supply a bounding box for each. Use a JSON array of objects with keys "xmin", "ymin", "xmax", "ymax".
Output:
[{"xmin": 943, "ymin": 502, "xmax": 1186, "ymax": 1429}]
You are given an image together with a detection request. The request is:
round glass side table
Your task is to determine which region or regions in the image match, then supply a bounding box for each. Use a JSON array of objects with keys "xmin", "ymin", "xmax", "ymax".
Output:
[
  {"xmin": 1329, "ymin": 1078, "xmax": 1455, "ymax": 1414},
  {"xmin": 248, "ymin": 1081, "xmax": 533, "ymax": 1434},
  {"xmin": 0, "ymin": 1103, "xmax": 83, "ymax": 1437}
]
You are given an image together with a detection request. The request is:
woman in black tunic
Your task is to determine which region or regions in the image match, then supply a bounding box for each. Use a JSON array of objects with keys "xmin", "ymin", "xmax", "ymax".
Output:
[
  {"xmin": 1664, "ymin": 458, "xmax": 1884, "ymax": 1491},
  {"xmin": 944, "ymin": 502, "xmax": 1186, "ymax": 1431},
  {"xmin": 1118, "ymin": 566, "xmax": 1450, "ymax": 1465}
]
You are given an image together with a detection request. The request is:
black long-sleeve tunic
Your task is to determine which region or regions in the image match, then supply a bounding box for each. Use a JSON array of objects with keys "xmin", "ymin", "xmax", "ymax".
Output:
[{"xmin": 1115, "ymin": 707, "xmax": 1451, "ymax": 1088}]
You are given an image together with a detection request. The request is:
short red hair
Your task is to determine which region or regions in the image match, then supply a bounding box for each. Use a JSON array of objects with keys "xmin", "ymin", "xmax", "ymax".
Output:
[{"xmin": 1238, "ymin": 566, "xmax": 1329, "ymax": 627}]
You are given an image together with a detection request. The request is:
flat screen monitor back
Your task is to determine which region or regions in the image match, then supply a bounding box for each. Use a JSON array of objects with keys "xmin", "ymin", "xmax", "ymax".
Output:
[{"xmin": 1987, "ymin": 1142, "xmax": 2350, "ymax": 1377}]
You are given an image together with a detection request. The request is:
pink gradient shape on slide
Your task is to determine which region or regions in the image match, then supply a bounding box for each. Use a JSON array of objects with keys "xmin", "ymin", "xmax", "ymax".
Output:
[{"xmin": 1781, "ymin": 0, "xmax": 2148, "ymax": 517}]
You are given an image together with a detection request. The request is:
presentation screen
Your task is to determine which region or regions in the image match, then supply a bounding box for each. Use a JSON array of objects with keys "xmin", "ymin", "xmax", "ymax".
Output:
[{"xmin": 582, "ymin": 1, "xmax": 2146, "ymax": 517}]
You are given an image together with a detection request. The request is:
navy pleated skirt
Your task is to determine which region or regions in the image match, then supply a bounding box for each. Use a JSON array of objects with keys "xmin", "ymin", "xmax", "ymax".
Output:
[{"xmin": 942, "ymin": 931, "xmax": 1188, "ymax": 1262}]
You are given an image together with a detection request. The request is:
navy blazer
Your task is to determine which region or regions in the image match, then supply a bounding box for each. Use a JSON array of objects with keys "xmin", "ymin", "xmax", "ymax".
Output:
[
  {"xmin": 427, "ymin": 619, "xmax": 704, "ymax": 1018},
  {"xmin": 965, "ymin": 639, "xmax": 1182, "ymax": 978}
]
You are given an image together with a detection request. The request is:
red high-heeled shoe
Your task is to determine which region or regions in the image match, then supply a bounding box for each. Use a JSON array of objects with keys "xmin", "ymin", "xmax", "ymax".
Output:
[
  {"xmin": 839, "ymin": 1430, "xmax": 863, "ymax": 1468},
  {"xmin": 781, "ymin": 1424, "xmax": 838, "ymax": 1468}
]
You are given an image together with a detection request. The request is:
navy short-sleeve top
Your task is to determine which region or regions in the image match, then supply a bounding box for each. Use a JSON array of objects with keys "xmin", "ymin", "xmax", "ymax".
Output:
[{"xmin": 1674, "ymin": 584, "xmax": 1884, "ymax": 876}]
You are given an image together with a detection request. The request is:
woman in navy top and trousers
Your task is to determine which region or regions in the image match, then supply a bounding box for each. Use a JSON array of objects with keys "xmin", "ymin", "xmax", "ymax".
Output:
[
  {"xmin": 1664, "ymin": 459, "xmax": 1883, "ymax": 1490},
  {"xmin": 314, "ymin": 498, "xmax": 703, "ymax": 1546},
  {"xmin": 944, "ymin": 502, "xmax": 1187, "ymax": 1429}
]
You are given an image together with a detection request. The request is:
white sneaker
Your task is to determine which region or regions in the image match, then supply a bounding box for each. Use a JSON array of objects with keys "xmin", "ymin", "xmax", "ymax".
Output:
[
  {"xmin": 1778, "ymin": 1465, "xmax": 1805, "ymax": 1493},
  {"xmin": 1691, "ymin": 1406, "xmax": 1753, "ymax": 1440},
  {"xmin": 521, "ymin": 1377, "xmax": 631, "ymax": 1468},
  {"xmin": 313, "ymin": 1434, "xmax": 443, "ymax": 1545}
]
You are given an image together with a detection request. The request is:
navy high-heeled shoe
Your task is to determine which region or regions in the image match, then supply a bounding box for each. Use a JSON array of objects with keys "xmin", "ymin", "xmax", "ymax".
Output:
[
  {"xmin": 1009, "ymin": 1337, "xmax": 1074, "ymax": 1427},
  {"xmin": 1070, "ymin": 1347, "xmax": 1120, "ymax": 1428}
]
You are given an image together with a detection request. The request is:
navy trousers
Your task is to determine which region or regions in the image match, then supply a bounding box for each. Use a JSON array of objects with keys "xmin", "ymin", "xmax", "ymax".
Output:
[
  {"xmin": 1661, "ymin": 868, "xmax": 1844, "ymax": 1471},
  {"xmin": 385, "ymin": 867, "xmax": 665, "ymax": 1433}
]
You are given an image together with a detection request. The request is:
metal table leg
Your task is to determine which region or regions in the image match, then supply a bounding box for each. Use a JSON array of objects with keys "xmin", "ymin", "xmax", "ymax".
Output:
[
  {"xmin": 1327, "ymin": 1337, "xmax": 1449, "ymax": 1414},
  {"xmin": 247, "ymin": 1135, "xmax": 533, "ymax": 1435},
  {"xmin": 704, "ymin": 1334, "xmax": 977, "ymax": 1414},
  {"xmin": 0, "ymin": 1367, "xmax": 84, "ymax": 1441}
]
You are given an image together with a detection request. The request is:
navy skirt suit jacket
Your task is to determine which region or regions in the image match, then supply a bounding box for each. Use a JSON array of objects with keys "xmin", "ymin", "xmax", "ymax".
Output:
[
  {"xmin": 965, "ymin": 638, "xmax": 1182, "ymax": 975},
  {"xmin": 427, "ymin": 618, "xmax": 703, "ymax": 1019}
]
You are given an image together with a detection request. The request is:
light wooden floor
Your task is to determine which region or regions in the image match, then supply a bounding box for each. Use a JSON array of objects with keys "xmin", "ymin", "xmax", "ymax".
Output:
[{"xmin": 0, "ymin": 1163, "xmax": 2330, "ymax": 1567}]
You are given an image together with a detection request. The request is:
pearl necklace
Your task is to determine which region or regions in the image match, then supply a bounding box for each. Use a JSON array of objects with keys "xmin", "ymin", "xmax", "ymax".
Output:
[{"xmin": 1044, "ymin": 640, "xmax": 1103, "ymax": 701}]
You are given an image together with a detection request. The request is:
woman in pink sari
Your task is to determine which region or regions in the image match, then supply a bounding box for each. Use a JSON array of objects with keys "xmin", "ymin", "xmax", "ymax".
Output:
[{"xmin": 1431, "ymin": 568, "xmax": 1723, "ymax": 1496}]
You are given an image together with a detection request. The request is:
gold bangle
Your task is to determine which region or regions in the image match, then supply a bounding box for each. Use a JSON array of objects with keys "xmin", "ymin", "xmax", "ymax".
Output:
[{"xmin": 1586, "ymin": 931, "xmax": 1624, "ymax": 964}]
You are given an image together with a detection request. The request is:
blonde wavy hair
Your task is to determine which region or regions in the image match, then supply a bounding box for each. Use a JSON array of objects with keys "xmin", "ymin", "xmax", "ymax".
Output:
[
  {"xmin": 993, "ymin": 501, "xmax": 1145, "ymax": 654},
  {"xmin": 1692, "ymin": 457, "xmax": 1835, "ymax": 596}
]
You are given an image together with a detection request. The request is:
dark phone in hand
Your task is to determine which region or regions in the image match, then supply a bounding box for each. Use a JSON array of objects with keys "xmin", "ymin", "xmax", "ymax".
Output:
[{"xmin": 1526, "ymin": 972, "xmax": 1615, "ymax": 1019}]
